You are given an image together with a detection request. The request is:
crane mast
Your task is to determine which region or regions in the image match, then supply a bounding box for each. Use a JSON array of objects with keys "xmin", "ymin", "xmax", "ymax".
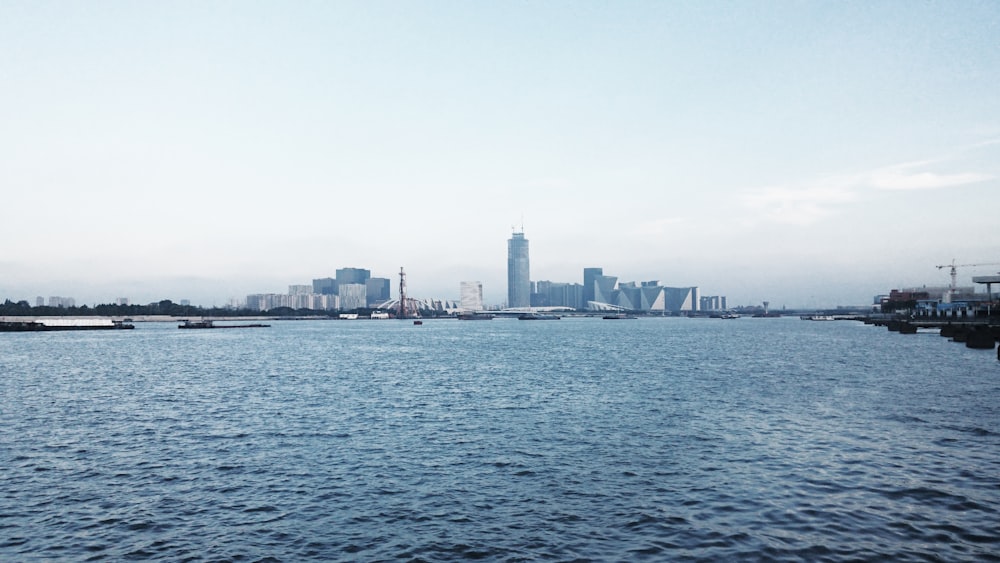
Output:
[
  {"xmin": 935, "ymin": 259, "xmax": 1000, "ymax": 303},
  {"xmin": 398, "ymin": 267, "xmax": 407, "ymax": 319}
]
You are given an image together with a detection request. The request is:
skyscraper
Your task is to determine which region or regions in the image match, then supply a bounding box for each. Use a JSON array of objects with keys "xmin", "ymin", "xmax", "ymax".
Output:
[
  {"xmin": 366, "ymin": 277, "xmax": 391, "ymax": 307},
  {"xmin": 507, "ymin": 230, "xmax": 530, "ymax": 308}
]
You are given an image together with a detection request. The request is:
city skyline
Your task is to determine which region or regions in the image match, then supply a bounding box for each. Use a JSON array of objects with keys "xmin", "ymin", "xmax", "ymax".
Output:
[
  {"xmin": 2, "ymin": 3, "xmax": 998, "ymax": 307},
  {"xmin": 3, "ymin": 233, "xmax": 999, "ymax": 310}
]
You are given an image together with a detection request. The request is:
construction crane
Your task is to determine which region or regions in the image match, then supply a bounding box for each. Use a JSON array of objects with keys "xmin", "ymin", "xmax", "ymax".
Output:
[{"xmin": 935, "ymin": 260, "xmax": 1000, "ymax": 302}]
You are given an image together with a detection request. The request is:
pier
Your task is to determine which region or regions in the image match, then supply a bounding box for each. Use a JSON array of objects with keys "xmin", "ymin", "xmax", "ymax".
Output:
[{"xmin": 865, "ymin": 314, "xmax": 999, "ymax": 355}]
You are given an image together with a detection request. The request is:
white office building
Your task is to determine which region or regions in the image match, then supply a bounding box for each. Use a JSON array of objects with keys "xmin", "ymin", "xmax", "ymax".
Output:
[{"xmin": 460, "ymin": 281, "xmax": 484, "ymax": 311}]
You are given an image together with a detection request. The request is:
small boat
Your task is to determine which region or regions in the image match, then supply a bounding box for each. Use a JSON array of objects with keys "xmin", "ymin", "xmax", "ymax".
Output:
[
  {"xmin": 602, "ymin": 313, "xmax": 637, "ymax": 320},
  {"xmin": 413, "ymin": 320, "xmax": 423, "ymax": 325},
  {"xmin": 178, "ymin": 320, "xmax": 270, "ymax": 329},
  {"xmin": 518, "ymin": 313, "xmax": 561, "ymax": 320}
]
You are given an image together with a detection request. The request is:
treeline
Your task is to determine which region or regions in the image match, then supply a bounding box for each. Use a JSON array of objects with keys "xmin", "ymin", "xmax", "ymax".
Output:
[
  {"xmin": 0, "ymin": 299, "xmax": 323, "ymax": 318},
  {"xmin": 0, "ymin": 299, "xmax": 452, "ymax": 318}
]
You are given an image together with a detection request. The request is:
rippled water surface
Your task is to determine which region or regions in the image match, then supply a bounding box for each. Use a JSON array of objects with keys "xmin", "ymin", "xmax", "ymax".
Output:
[{"xmin": 2, "ymin": 317, "xmax": 999, "ymax": 561}]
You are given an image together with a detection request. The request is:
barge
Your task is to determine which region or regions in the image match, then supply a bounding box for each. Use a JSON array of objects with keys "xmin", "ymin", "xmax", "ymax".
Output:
[
  {"xmin": 0, "ymin": 319, "xmax": 134, "ymax": 332},
  {"xmin": 178, "ymin": 320, "xmax": 270, "ymax": 329}
]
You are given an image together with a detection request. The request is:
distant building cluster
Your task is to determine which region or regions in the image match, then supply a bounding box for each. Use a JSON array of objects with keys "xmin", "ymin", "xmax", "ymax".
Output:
[
  {"xmin": 41, "ymin": 296, "xmax": 76, "ymax": 308},
  {"xmin": 244, "ymin": 267, "xmax": 393, "ymax": 312},
  {"xmin": 700, "ymin": 295, "xmax": 727, "ymax": 311},
  {"xmin": 495, "ymin": 231, "xmax": 723, "ymax": 313},
  {"xmin": 879, "ymin": 285, "xmax": 988, "ymax": 316},
  {"xmin": 219, "ymin": 230, "xmax": 727, "ymax": 314}
]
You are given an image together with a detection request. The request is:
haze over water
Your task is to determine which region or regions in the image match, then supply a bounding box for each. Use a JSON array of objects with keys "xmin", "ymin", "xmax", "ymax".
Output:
[{"xmin": 2, "ymin": 318, "xmax": 998, "ymax": 561}]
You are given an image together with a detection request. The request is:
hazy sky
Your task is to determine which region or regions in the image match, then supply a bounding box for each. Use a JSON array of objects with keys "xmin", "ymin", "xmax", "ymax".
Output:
[{"xmin": 2, "ymin": 1, "xmax": 998, "ymax": 308}]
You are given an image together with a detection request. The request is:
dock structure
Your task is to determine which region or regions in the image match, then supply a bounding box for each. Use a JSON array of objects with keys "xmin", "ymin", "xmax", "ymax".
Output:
[
  {"xmin": 973, "ymin": 275, "xmax": 1000, "ymax": 303},
  {"xmin": 865, "ymin": 314, "xmax": 999, "ymax": 356}
]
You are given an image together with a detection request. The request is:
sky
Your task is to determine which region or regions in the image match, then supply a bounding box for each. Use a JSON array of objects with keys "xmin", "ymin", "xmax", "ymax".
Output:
[{"xmin": 2, "ymin": 1, "xmax": 999, "ymax": 308}]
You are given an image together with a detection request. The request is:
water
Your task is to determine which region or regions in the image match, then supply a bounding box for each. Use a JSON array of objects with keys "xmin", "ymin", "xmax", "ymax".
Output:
[{"xmin": 1, "ymin": 317, "xmax": 998, "ymax": 561}]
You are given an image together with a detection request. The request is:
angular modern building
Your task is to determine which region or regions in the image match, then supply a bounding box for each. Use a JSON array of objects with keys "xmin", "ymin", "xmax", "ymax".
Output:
[
  {"xmin": 581, "ymin": 268, "xmax": 700, "ymax": 313},
  {"xmin": 583, "ymin": 268, "xmax": 603, "ymax": 305},
  {"xmin": 507, "ymin": 230, "xmax": 530, "ymax": 308}
]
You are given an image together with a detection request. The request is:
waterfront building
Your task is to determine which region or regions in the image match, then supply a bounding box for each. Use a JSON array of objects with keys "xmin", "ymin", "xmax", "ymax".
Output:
[
  {"xmin": 289, "ymin": 293, "xmax": 337, "ymax": 310},
  {"xmin": 661, "ymin": 286, "xmax": 699, "ymax": 312},
  {"xmin": 507, "ymin": 230, "xmax": 530, "ymax": 308},
  {"xmin": 246, "ymin": 293, "xmax": 289, "ymax": 311},
  {"xmin": 289, "ymin": 285, "xmax": 313, "ymax": 295},
  {"xmin": 534, "ymin": 281, "xmax": 583, "ymax": 309},
  {"xmin": 313, "ymin": 277, "xmax": 337, "ymax": 295},
  {"xmin": 584, "ymin": 278, "xmax": 699, "ymax": 313},
  {"xmin": 591, "ymin": 275, "xmax": 618, "ymax": 307},
  {"xmin": 365, "ymin": 278, "xmax": 391, "ymax": 307},
  {"xmin": 700, "ymin": 295, "xmax": 728, "ymax": 311},
  {"xmin": 339, "ymin": 283, "xmax": 367, "ymax": 310},
  {"xmin": 36, "ymin": 296, "xmax": 44, "ymax": 307},
  {"xmin": 460, "ymin": 281, "xmax": 484, "ymax": 311},
  {"xmin": 115, "ymin": 297, "xmax": 130, "ymax": 306}
]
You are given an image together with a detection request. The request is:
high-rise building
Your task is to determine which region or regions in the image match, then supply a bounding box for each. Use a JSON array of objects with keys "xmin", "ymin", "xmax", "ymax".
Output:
[
  {"xmin": 460, "ymin": 281, "xmax": 484, "ymax": 311},
  {"xmin": 336, "ymin": 268, "xmax": 371, "ymax": 286},
  {"xmin": 507, "ymin": 230, "xmax": 530, "ymax": 308},
  {"xmin": 534, "ymin": 281, "xmax": 583, "ymax": 309},
  {"xmin": 366, "ymin": 278, "xmax": 391, "ymax": 307},
  {"xmin": 339, "ymin": 283, "xmax": 367, "ymax": 310},
  {"xmin": 313, "ymin": 277, "xmax": 337, "ymax": 295}
]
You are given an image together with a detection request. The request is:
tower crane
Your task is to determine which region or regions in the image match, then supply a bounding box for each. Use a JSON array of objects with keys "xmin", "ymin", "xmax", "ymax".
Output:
[{"xmin": 935, "ymin": 260, "xmax": 1000, "ymax": 302}]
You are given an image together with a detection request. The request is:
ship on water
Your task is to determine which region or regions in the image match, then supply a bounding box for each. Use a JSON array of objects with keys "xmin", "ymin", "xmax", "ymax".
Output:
[
  {"xmin": 178, "ymin": 319, "xmax": 270, "ymax": 329},
  {"xmin": 457, "ymin": 313, "xmax": 494, "ymax": 320},
  {"xmin": 0, "ymin": 319, "xmax": 134, "ymax": 332}
]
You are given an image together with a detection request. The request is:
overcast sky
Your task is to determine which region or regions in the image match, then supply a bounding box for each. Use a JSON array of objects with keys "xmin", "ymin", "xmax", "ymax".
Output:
[{"xmin": 2, "ymin": 1, "xmax": 998, "ymax": 308}]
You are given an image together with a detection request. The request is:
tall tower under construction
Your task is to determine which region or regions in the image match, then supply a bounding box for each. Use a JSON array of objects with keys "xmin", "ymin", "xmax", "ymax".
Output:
[{"xmin": 507, "ymin": 230, "xmax": 530, "ymax": 308}]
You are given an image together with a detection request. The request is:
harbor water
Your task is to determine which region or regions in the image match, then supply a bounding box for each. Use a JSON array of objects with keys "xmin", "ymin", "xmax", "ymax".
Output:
[{"xmin": 1, "ymin": 318, "xmax": 998, "ymax": 561}]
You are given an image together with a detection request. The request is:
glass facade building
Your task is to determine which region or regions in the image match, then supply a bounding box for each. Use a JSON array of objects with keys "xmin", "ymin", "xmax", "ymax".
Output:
[{"xmin": 507, "ymin": 231, "xmax": 530, "ymax": 308}]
